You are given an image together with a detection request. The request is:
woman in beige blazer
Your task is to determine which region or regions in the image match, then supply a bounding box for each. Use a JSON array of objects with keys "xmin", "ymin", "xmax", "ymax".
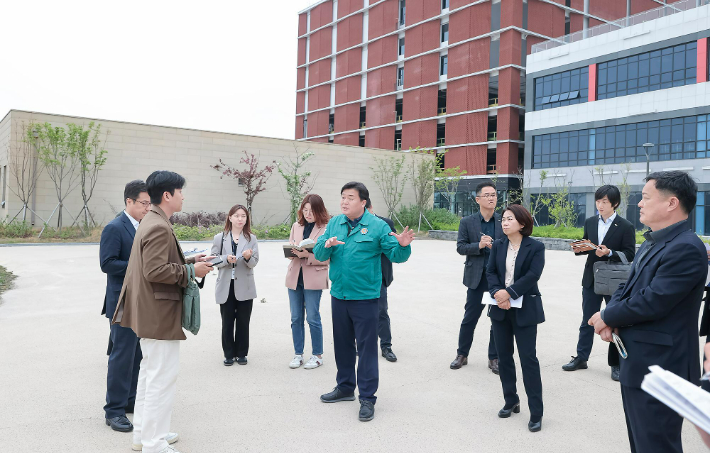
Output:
[
  {"xmin": 210, "ymin": 204, "xmax": 259, "ymax": 366},
  {"xmin": 286, "ymin": 194, "xmax": 330, "ymax": 370}
]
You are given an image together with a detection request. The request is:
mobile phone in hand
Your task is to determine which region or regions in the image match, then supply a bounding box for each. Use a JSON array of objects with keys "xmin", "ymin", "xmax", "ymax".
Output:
[{"xmin": 209, "ymin": 257, "xmax": 223, "ymax": 266}]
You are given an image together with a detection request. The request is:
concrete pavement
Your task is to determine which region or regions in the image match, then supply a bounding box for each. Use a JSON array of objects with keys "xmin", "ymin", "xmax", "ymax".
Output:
[{"xmin": 0, "ymin": 240, "xmax": 706, "ymax": 452}]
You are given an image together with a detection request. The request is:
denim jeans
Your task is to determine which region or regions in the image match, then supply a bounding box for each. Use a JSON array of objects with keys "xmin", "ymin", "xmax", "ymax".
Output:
[{"xmin": 288, "ymin": 283, "xmax": 324, "ymax": 356}]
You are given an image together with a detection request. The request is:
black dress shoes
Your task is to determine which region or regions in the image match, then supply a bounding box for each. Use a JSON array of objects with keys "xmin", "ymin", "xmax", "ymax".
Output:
[
  {"xmin": 611, "ymin": 365, "xmax": 620, "ymax": 381},
  {"xmin": 106, "ymin": 415, "xmax": 133, "ymax": 432},
  {"xmin": 488, "ymin": 359, "xmax": 500, "ymax": 375},
  {"xmin": 236, "ymin": 357, "xmax": 248, "ymax": 365},
  {"xmin": 528, "ymin": 416, "xmax": 543, "ymax": 432},
  {"xmin": 498, "ymin": 402, "xmax": 520, "ymax": 418},
  {"xmin": 224, "ymin": 358, "xmax": 234, "ymax": 366},
  {"xmin": 562, "ymin": 356, "xmax": 588, "ymax": 371},
  {"xmin": 381, "ymin": 347, "xmax": 397, "ymax": 362},
  {"xmin": 359, "ymin": 399, "xmax": 375, "ymax": 422},
  {"xmin": 450, "ymin": 355, "xmax": 468, "ymax": 369},
  {"xmin": 320, "ymin": 387, "xmax": 356, "ymax": 403}
]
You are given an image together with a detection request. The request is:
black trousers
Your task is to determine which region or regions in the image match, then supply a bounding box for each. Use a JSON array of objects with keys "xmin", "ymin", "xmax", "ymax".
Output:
[
  {"xmin": 219, "ymin": 280, "xmax": 253, "ymax": 359},
  {"xmin": 577, "ymin": 286, "xmax": 619, "ymax": 366},
  {"xmin": 104, "ymin": 321, "xmax": 141, "ymax": 418},
  {"xmin": 377, "ymin": 283, "xmax": 392, "ymax": 349},
  {"xmin": 621, "ymin": 384, "xmax": 683, "ymax": 453},
  {"xmin": 457, "ymin": 277, "xmax": 497, "ymax": 359},
  {"xmin": 332, "ymin": 296, "xmax": 379, "ymax": 403},
  {"xmin": 491, "ymin": 309, "xmax": 543, "ymax": 417}
]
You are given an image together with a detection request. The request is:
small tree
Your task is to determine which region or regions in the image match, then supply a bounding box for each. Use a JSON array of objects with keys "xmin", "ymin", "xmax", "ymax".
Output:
[
  {"xmin": 370, "ymin": 155, "xmax": 408, "ymax": 223},
  {"xmin": 212, "ymin": 151, "xmax": 276, "ymax": 215},
  {"xmin": 541, "ymin": 172, "xmax": 577, "ymax": 228},
  {"xmin": 278, "ymin": 147, "xmax": 316, "ymax": 224},
  {"xmin": 408, "ymin": 148, "xmax": 438, "ymax": 231},
  {"xmin": 7, "ymin": 121, "xmax": 44, "ymax": 223},
  {"xmin": 528, "ymin": 169, "xmax": 548, "ymax": 226},
  {"xmin": 36, "ymin": 122, "xmax": 82, "ymax": 232},
  {"xmin": 434, "ymin": 164, "xmax": 466, "ymax": 215},
  {"xmin": 71, "ymin": 122, "xmax": 109, "ymax": 229}
]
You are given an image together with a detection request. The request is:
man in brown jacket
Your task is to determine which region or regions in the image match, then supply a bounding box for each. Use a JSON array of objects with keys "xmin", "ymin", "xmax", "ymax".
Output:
[{"xmin": 113, "ymin": 170, "xmax": 212, "ymax": 453}]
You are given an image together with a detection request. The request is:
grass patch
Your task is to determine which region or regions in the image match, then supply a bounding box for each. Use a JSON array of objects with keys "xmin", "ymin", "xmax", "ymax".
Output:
[
  {"xmin": 172, "ymin": 224, "xmax": 292, "ymax": 241},
  {"xmin": 0, "ymin": 265, "xmax": 16, "ymax": 296},
  {"xmin": 532, "ymin": 225, "xmax": 647, "ymax": 244}
]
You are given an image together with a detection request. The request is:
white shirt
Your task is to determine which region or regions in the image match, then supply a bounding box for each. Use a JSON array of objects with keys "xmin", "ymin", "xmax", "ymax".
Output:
[
  {"xmin": 598, "ymin": 212, "xmax": 616, "ymax": 257},
  {"xmin": 124, "ymin": 210, "xmax": 139, "ymax": 231}
]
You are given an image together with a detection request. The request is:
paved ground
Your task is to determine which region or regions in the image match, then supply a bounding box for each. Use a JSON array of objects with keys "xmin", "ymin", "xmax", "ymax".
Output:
[{"xmin": 0, "ymin": 240, "xmax": 706, "ymax": 453}]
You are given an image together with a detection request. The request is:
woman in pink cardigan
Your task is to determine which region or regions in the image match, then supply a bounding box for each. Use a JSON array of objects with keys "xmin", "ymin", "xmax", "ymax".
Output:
[{"xmin": 286, "ymin": 194, "xmax": 330, "ymax": 369}]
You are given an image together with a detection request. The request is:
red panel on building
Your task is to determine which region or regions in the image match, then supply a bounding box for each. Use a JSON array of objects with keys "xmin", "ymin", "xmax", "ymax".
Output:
[
  {"xmin": 446, "ymin": 111, "xmax": 488, "ymax": 147},
  {"xmin": 501, "ymin": 0, "xmax": 523, "ymax": 28},
  {"xmin": 367, "ymin": 66, "xmax": 397, "ymax": 98},
  {"xmin": 296, "ymin": 92, "xmax": 306, "ymax": 115},
  {"xmin": 449, "ymin": 2, "xmax": 491, "ymax": 44},
  {"xmin": 310, "ymin": 1, "xmax": 333, "ymax": 30},
  {"xmin": 334, "ymin": 103, "xmax": 360, "ymax": 134},
  {"xmin": 450, "ymin": 0, "xmax": 480, "ymax": 9},
  {"xmin": 496, "ymin": 142, "xmax": 519, "ymax": 174},
  {"xmin": 527, "ymin": 0, "xmax": 565, "ymax": 39},
  {"xmin": 630, "ymin": 0, "xmax": 659, "ymax": 15},
  {"xmin": 334, "ymin": 132, "xmax": 360, "ymax": 146},
  {"xmin": 337, "ymin": 14, "xmax": 363, "ymax": 52},
  {"xmin": 365, "ymin": 126, "xmax": 396, "ymax": 149},
  {"xmin": 367, "ymin": 35, "xmax": 398, "ymax": 69},
  {"xmin": 444, "ymin": 145, "xmax": 487, "ymax": 174},
  {"xmin": 698, "ymin": 38, "xmax": 708, "ymax": 83},
  {"xmin": 309, "ymin": 110, "xmax": 330, "ymax": 137},
  {"xmin": 335, "ymin": 75, "xmax": 362, "ymax": 104},
  {"xmin": 338, "ymin": 0, "xmax": 362, "ymax": 19},
  {"xmin": 403, "ymin": 86, "xmax": 438, "ymax": 121},
  {"xmin": 297, "ymin": 68, "xmax": 306, "ymax": 90},
  {"xmin": 497, "ymin": 107, "xmax": 519, "ymax": 141},
  {"xmin": 403, "ymin": 54, "xmax": 439, "ymax": 90},
  {"xmin": 309, "ymin": 85, "xmax": 331, "ymax": 111},
  {"xmin": 589, "ymin": 63, "xmax": 597, "ymax": 101},
  {"xmin": 405, "ymin": 21, "xmax": 441, "ymax": 57},
  {"xmin": 309, "ymin": 59, "xmax": 332, "ymax": 87},
  {"xmin": 402, "ymin": 120, "xmax": 437, "ymax": 150},
  {"xmin": 448, "ymin": 39, "xmax": 490, "ymax": 78},
  {"xmin": 407, "ymin": 0, "xmax": 442, "ymax": 24},
  {"xmin": 336, "ymin": 48, "xmax": 363, "ymax": 79},
  {"xmin": 366, "ymin": 95, "xmax": 396, "ymax": 127},
  {"xmin": 588, "ymin": 0, "xmax": 626, "ymax": 20},
  {"xmin": 295, "ymin": 116, "xmax": 304, "ymax": 140},
  {"xmin": 368, "ymin": 0, "xmax": 398, "ymax": 40},
  {"xmin": 447, "ymin": 74, "xmax": 489, "ymax": 114},
  {"xmin": 498, "ymin": 67, "xmax": 520, "ymax": 105},
  {"xmin": 569, "ymin": 13, "xmax": 584, "ymax": 34},
  {"xmin": 299, "ymin": 14, "xmax": 308, "ymax": 37},
  {"xmin": 298, "ymin": 38, "xmax": 307, "ymax": 66},
  {"xmin": 499, "ymin": 30, "xmax": 522, "ymax": 67},
  {"xmin": 310, "ymin": 28, "xmax": 333, "ymax": 61}
]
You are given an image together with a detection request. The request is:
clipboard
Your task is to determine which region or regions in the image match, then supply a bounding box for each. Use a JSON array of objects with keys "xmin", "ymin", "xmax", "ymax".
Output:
[{"xmin": 481, "ymin": 292, "xmax": 523, "ymax": 308}]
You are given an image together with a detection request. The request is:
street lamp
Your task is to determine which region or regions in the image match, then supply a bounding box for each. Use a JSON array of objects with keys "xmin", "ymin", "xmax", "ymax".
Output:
[{"xmin": 642, "ymin": 143, "xmax": 654, "ymax": 178}]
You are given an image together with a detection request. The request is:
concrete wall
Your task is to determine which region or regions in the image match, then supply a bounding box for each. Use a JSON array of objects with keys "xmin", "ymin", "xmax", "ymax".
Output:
[{"xmin": 0, "ymin": 110, "xmax": 434, "ymax": 227}]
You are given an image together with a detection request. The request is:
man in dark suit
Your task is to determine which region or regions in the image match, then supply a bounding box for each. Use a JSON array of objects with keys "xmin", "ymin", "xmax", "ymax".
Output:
[
  {"xmin": 589, "ymin": 171, "xmax": 707, "ymax": 453},
  {"xmin": 563, "ymin": 185, "xmax": 636, "ymax": 381},
  {"xmin": 100, "ymin": 180, "xmax": 151, "ymax": 432},
  {"xmin": 366, "ymin": 199, "xmax": 398, "ymax": 362},
  {"xmin": 450, "ymin": 181, "xmax": 500, "ymax": 373}
]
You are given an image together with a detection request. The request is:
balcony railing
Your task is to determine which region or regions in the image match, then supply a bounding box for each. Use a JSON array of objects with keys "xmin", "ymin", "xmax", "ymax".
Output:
[
  {"xmin": 360, "ymin": 121, "xmax": 366, "ymax": 128},
  {"xmin": 488, "ymin": 132, "xmax": 497, "ymax": 141},
  {"xmin": 395, "ymin": 138, "xmax": 402, "ymax": 150},
  {"xmin": 396, "ymin": 114, "xmax": 403, "ymax": 122},
  {"xmin": 487, "ymin": 164, "xmax": 497, "ymax": 175},
  {"xmin": 438, "ymin": 107, "xmax": 447, "ymax": 115},
  {"xmin": 437, "ymin": 138, "xmax": 446, "ymax": 147},
  {"xmin": 531, "ymin": 0, "xmax": 708, "ymax": 54},
  {"xmin": 488, "ymin": 98, "xmax": 498, "ymax": 107}
]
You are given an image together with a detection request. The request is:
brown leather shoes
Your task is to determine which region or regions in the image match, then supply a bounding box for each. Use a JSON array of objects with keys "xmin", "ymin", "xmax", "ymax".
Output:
[
  {"xmin": 450, "ymin": 355, "xmax": 468, "ymax": 369},
  {"xmin": 488, "ymin": 359, "xmax": 500, "ymax": 375}
]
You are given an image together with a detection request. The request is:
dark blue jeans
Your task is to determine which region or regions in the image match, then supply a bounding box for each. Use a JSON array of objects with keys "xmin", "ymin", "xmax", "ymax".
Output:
[
  {"xmin": 457, "ymin": 278, "xmax": 498, "ymax": 359},
  {"xmin": 332, "ymin": 296, "xmax": 379, "ymax": 403}
]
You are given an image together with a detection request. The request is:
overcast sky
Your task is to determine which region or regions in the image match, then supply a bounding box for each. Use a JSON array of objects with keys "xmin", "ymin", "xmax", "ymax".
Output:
[{"xmin": 0, "ymin": 0, "xmax": 318, "ymax": 140}]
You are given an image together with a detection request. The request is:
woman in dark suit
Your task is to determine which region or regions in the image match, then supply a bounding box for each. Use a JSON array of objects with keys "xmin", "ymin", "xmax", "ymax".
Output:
[{"xmin": 486, "ymin": 204, "xmax": 545, "ymax": 433}]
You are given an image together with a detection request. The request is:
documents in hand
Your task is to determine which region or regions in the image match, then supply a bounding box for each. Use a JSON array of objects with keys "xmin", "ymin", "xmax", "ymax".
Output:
[
  {"xmin": 641, "ymin": 365, "xmax": 710, "ymax": 434},
  {"xmin": 283, "ymin": 238, "xmax": 316, "ymax": 258},
  {"xmin": 481, "ymin": 292, "xmax": 523, "ymax": 308},
  {"xmin": 570, "ymin": 239, "xmax": 597, "ymax": 253}
]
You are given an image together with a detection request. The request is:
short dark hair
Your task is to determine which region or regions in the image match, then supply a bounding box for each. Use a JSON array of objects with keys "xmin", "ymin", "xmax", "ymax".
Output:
[
  {"xmin": 503, "ymin": 204, "xmax": 534, "ymax": 237},
  {"xmin": 341, "ymin": 181, "xmax": 369, "ymax": 201},
  {"xmin": 146, "ymin": 171, "xmax": 186, "ymax": 205},
  {"xmin": 123, "ymin": 180, "xmax": 147, "ymax": 205},
  {"xmin": 646, "ymin": 171, "xmax": 698, "ymax": 214},
  {"xmin": 365, "ymin": 198, "xmax": 372, "ymax": 209},
  {"xmin": 595, "ymin": 185, "xmax": 621, "ymax": 210},
  {"xmin": 475, "ymin": 180, "xmax": 496, "ymax": 196}
]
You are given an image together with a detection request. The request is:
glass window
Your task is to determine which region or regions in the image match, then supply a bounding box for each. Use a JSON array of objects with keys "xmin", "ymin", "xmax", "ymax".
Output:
[
  {"xmin": 398, "ymin": 37, "xmax": 405, "ymax": 56},
  {"xmin": 534, "ymin": 66, "xmax": 589, "ymax": 111},
  {"xmin": 441, "ymin": 23, "xmax": 449, "ymax": 43},
  {"xmin": 440, "ymin": 54, "xmax": 448, "ymax": 76},
  {"xmin": 442, "ymin": 0, "xmax": 449, "ymax": 9}
]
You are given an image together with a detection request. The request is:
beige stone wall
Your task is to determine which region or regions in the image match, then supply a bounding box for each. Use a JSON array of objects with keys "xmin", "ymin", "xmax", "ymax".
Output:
[{"xmin": 0, "ymin": 110, "xmax": 434, "ymax": 227}]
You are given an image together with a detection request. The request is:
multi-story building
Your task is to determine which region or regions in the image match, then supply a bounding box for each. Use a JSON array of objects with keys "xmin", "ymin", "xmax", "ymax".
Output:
[
  {"xmin": 525, "ymin": 0, "xmax": 710, "ymax": 233},
  {"xmin": 295, "ymin": 0, "xmax": 668, "ymax": 215}
]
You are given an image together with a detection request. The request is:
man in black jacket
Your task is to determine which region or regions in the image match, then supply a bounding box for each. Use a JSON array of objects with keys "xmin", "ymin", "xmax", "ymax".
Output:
[
  {"xmin": 450, "ymin": 181, "xmax": 500, "ymax": 373},
  {"xmin": 100, "ymin": 180, "xmax": 150, "ymax": 433},
  {"xmin": 366, "ymin": 199, "xmax": 398, "ymax": 362},
  {"xmin": 590, "ymin": 171, "xmax": 707, "ymax": 453},
  {"xmin": 562, "ymin": 185, "xmax": 636, "ymax": 381}
]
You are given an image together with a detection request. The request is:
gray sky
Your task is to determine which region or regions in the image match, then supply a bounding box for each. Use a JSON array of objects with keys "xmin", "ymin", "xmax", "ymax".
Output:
[{"xmin": 0, "ymin": 0, "xmax": 317, "ymax": 140}]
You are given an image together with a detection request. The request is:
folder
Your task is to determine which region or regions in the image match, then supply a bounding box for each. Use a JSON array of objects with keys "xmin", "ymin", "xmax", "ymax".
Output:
[
  {"xmin": 283, "ymin": 238, "xmax": 315, "ymax": 258},
  {"xmin": 481, "ymin": 292, "xmax": 523, "ymax": 308}
]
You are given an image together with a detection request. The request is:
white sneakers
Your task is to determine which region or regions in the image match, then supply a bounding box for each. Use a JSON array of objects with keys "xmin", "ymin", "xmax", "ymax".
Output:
[
  {"xmin": 304, "ymin": 355, "xmax": 324, "ymax": 370},
  {"xmin": 289, "ymin": 355, "xmax": 304, "ymax": 369},
  {"xmin": 132, "ymin": 432, "xmax": 179, "ymax": 451}
]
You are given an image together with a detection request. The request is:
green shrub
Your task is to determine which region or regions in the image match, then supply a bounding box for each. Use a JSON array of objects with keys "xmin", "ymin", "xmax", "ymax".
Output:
[
  {"xmin": 532, "ymin": 225, "xmax": 647, "ymax": 244},
  {"xmin": 0, "ymin": 221, "xmax": 33, "ymax": 238},
  {"xmin": 172, "ymin": 223, "xmax": 292, "ymax": 241},
  {"xmin": 395, "ymin": 205, "xmax": 460, "ymax": 231}
]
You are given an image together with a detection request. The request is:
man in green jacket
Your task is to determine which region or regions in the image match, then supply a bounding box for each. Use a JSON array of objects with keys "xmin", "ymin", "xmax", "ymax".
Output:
[{"xmin": 314, "ymin": 181, "xmax": 414, "ymax": 422}]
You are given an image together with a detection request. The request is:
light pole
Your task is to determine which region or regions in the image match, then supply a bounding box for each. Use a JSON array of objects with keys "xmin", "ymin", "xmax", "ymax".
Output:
[{"xmin": 642, "ymin": 143, "xmax": 654, "ymax": 178}]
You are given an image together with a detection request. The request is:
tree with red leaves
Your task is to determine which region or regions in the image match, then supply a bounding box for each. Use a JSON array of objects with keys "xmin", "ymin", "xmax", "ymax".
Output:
[{"xmin": 211, "ymin": 151, "xmax": 276, "ymax": 215}]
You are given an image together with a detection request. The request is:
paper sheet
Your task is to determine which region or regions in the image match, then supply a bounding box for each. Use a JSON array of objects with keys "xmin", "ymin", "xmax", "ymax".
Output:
[
  {"xmin": 641, "ymin": 365, "xmax": 710, "ymax": 434},
  {"xmin": 481, "ymin": 292, "xmax": 523, "ymax": 308}
]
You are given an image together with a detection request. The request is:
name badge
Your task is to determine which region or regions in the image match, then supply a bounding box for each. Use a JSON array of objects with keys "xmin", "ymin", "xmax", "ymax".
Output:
[{"xmin": 361, "ymin": 228, "xmax": 368, "ymax": 235}]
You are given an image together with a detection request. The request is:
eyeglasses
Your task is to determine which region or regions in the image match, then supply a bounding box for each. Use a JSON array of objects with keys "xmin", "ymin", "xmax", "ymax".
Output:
[
  {"xmin": 133, "ymin": 200, "xmax": 151, "ymax": 207},
  {"xmin": 478, "ymin": 194, "xmax": 497, "ymax": 199}
]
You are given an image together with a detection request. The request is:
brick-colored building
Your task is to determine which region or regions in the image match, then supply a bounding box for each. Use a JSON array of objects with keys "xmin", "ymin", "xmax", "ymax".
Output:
[{"xmin": 295, "ymin": 0, "xmax": 669, "ymax": 215}]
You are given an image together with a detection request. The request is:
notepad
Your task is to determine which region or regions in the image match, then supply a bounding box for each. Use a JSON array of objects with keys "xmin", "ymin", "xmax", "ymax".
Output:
[
  {"xmin": 481, "ymin": 292, "xmax": 523, "ymax": 308},
  {"xmin": 641, "ymin": 365, "xmax": 710, "ymax": 435},
  {"xmin": 283, "ymin": 238, "xmax": 316, "ymax": 258}
]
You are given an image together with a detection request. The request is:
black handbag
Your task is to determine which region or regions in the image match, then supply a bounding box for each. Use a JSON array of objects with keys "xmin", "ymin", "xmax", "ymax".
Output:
[{"xmin": 593, "ymin": 251, "xmax": 632, "ymax": 296}]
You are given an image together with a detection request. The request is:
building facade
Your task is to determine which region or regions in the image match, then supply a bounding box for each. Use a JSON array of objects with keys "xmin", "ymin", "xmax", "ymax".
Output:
[
  {"xmin": 0, "ymin": 110, "xmax": 432, "ymax": 227},
  {"xmin": 525, "ymin": 0, "xmax": 710, "ymax": 233},
  {"xmin": 295, "ymin": 0, "xmax": 668, "ymax": 216}
]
